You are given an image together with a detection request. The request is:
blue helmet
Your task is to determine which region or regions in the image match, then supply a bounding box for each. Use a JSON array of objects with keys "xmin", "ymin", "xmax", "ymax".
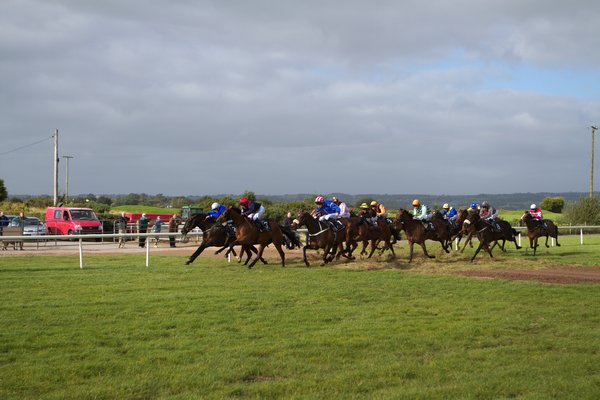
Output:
[{"xmin": 470, "ymin": 202, "xmax": 477, "ymax": 209}]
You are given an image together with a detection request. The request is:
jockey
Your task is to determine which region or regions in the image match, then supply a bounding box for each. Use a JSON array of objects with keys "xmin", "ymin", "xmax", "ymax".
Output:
[
  {"xmin": 370, "ymin": 200, "xmax": 388, "ymax": 218},
  {"xmin": 332, "ymin": 196, "xmax": 351, "ymax": 219},
  {"xmin": 207, "ymin": 202, "xmax": 226, "ymax": 219},
  {"xmin": 314, "ymin": 196, "xmax": 341, "ymax": 223},
  {"xmin": 441, "ymin": 203, "xmax": 457, "ymax": 221},
  {"xmin": 239, "ymin": 197, "xmax": 266, "ymax": 225},
  {"xmin": 529, "ymin": 203, "xmax": 547, "ymax": 228},
  {"xmin": 412, "ymin": 199, "xmax": 429, "ymax": 221},
  {"xmin": 468, "ymin": 202, "xmax": 478, "ymax": 213},
  {"xmin": 358, "ymin": 203, "xmax": 370, "ymax": 216},
  {"xmin": 479, "ymin": 201, "xmax": 500, "ymax": 231}
]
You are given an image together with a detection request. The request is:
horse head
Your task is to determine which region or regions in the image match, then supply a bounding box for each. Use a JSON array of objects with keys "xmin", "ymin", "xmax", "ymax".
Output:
[
  {"xmin": 296, "ymin": 211, "xmax": 313, "ymax": 227},
  {"xmin": 181, "ymin": 212, "xmax": 209, "ymax": 236}
]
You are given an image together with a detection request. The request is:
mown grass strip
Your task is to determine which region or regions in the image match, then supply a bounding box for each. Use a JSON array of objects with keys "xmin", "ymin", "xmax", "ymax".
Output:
[{"xmin": 1, "ymin": 249, "xmax": 600, "ymax": 399}]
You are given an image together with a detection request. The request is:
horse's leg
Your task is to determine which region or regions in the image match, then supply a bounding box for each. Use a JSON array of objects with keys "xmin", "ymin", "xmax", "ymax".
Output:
[
  {"xmin": 545, "ymin": 234, "xmax": 550, "ymax": 248},
  {"xmin": 533, "ymin": 237, "xmax": 538, "ymax": 256},
  {"xmin": 554, "ymin": 227, "xmax": 561, "ymax": 247},
  {"xmin": 439, "ymin": 240, "xmax": 450, "ymax": 254},
  {"xmin": 367, "ymin": 239, "xmax": 378, "ymax": 258},
  {"xmin": 185, "ymin": 242, "xmax": 209, "ymax": 265},
  {"xmin": 274, "ymin": 243, "xmax": 285, "ymax": 267},
  {"xmin": 471, "ymin": 241, "xmax": 484, "ymax": 262},
  {"xmin": 460, "ymin": 233, "xmax": 472, "ymax": 253},
  {"xmin": 419, "ymin": 242, "xmax": 435, "ymax": 259},
  {"xmin": 408, "ymin": 241, "xmax": 414, "ymax": 263},
  {"xmin": 483, "ymin": 242, "xmax": 494, "ymax": 258},
  {"xmin": 247, "ymin": 244, "xmax": 266, "ymax": 269},
  {"xmin": 302, "ymin": 245, "xmax": 311, "ymax": 267}
]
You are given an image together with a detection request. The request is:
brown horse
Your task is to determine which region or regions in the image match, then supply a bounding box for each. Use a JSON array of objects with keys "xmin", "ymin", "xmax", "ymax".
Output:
[
  {"xmin": 463, "ymin": 212, "xmax": 521, "ymax": 261},
  {"xmin": 295, "ymin": 212, "xmax": 350, "ymax": 266},
  {"xmin": 521, "ymin": 212, "xmax": 560, "ymax": 255},
  {"xmin": 450, "ymin": 209, "xmax": 476, "ymax": 251},
  {"xmin": 218, "ymin": 207, "xmax": 286, "ymax": 269},
  {"xmin": 394, "ymin": 209, "xmax": 449, "ymax": 262},
  {"xmin": 180, "ymin": 213, "xmax": 267, "ymax": 266},
  {"xmin": 355, "ymin": 218, "xmax": 396, "ymax": 258}
]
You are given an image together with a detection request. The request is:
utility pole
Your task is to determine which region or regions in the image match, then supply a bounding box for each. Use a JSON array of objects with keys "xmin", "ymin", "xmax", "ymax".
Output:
[
  {"xmin": 592, "ymin": 126, "xmax": 598, "ymax": 199},
  {"xmin": 53, "ymin": 129, "xmax": 59, "ymax": 206},
  {"xmin": 63, "ymin": 155, "xmax": 74, "ymax": 204}
]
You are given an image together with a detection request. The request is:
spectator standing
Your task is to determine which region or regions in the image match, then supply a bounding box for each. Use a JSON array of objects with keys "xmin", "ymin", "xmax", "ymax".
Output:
[
  {"xmin": 11, "ymin": 212, "xmax": 26, "ymax": 250},
  {"xmin": 138, "ymin": 213, "xmax": 152, "ymax": 248},
  {"xmin": 117, "ymin": 212, "xmax": 129, "ymax": 248},
  {"xmin": 151, "ymin": 216, "xmax": 164, "ymax": 247},
  {"xmin": 0, "ymin": 211, "xmax": 9, "ymax": 234},
  {"xmin": 168, "ymin": 214, "xmax": 179, "ymax": 248}
]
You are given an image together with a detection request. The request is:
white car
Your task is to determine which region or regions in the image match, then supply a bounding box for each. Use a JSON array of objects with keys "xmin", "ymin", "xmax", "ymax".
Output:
[{"xmin": 11, "ymin": 217, "xmax": 47, "ymax": 236}]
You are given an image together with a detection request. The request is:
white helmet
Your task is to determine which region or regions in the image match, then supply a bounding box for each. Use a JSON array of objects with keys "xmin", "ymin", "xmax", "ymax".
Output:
[
  {"xmin": 530, "ymin": 204, "xmax": 536, "ymax": 210},
  {"xmin": 211, "ymin": 202, "xmax": 219, "ymax": 210}
]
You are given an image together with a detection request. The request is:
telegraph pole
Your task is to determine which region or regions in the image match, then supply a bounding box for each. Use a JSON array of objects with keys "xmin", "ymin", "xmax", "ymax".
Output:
[
  {"xmin": 63, "ymin": 155, "xmax": 74, "ymax": 204},
  {"xmin": 592, "ymin": 126, "xmax": 598, "ymax": 199},
  {"xmin": 53, "ymin": 129, "xmax": 59, "ymax": 206}
]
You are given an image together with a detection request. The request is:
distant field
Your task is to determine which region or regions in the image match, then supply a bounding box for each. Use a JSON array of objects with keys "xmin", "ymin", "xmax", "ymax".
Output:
[
  {"xmin": 110, "ymin": 205, "xmax": 178, "ymax": 214},
  {"xmin": 1, "ymin": 236, "xmax": 600, "ymax": 399}
]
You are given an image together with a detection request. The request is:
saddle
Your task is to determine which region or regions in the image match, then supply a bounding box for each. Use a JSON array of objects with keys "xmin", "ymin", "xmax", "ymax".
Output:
[
  {"xmin": 254, "ymin": 220, "xmax": 271, "ymax": 233},
  {"xmin": 485, "ymin": 219, "xmax": 501, "ymax": 233},
  {"xmin": 420, "ymin": 220, "xmax": 436, "ymax": 232},
  {"xmin": 328, "ymin": 219, "xmax": 344, "ymax": 232}
]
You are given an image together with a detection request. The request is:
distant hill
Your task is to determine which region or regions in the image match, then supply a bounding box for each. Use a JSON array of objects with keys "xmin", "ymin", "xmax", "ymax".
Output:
[{"xmin": 259, "ymin": 192, "xmax": 596, "ymax": 210}]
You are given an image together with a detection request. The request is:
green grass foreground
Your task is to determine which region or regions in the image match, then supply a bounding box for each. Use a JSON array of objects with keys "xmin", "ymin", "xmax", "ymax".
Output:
[{"xmin": 1, "ymin": 241, "xmax": 600, "ymax": 399}]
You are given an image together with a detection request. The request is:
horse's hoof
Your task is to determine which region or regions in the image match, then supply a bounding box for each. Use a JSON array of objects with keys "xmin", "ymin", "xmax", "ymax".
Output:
[{"xmin": 185, "ymin": 261, "xmax": 191, "ymax": 265}]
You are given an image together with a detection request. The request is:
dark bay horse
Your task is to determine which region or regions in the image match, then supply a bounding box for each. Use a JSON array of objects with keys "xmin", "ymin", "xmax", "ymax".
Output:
[
  {"xmin": 180, "ymin": 213, "xmax": 266, "ymax": 266},
  {"xmin": 521, "ymin": 212, "xmax": 560, "ymax": 256},
  {"xmin": 463, "ymin": 212, "xmax": 521, "ymax": 262},
  {"xmin": 394, "ymin": 209, "xmax": 450, "ymax": 262},
  {"xmin": 295, "ymin": 212, "xmax": 350, "ymax": 266},
  {"xmin": 218, "ymin": 207, "xmax": 286, "ymax": 269}
]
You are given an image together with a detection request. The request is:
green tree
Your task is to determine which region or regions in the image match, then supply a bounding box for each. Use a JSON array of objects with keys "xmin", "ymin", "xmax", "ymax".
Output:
[
  {"xmin": 540, "ymin": 197, "xmax": 565, "ymax": 213},
  {"xmin": 563, "ymin": 197, "xmax": 600, "ymax": 225},
  {"xmin": 0, "ymin": 178, "xmax": 7, "ymax": 202},
  {"xmin": 241, "ymin": 191, "xmax": 256, "ymax": 202}
]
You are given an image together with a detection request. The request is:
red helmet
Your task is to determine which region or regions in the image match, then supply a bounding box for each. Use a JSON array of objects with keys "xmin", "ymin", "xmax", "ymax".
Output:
[
  {"xmin": 314, "ymin": 195, "xmax": 325, "ymax": 204},
  {"xmin": 239, "ymin": 197, "xmax": 249, "ymax": 206}
]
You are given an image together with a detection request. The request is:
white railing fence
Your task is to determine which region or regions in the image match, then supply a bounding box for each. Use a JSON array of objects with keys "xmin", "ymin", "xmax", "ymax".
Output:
[{"xmin": 1, "ymin": 226, "xmax": 599, "ymax": 269}]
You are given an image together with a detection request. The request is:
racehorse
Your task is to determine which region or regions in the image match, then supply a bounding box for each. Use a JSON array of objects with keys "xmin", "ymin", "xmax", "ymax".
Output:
[
  {"xmin": 180, "ymin": 213, "xmax": 267, "ymax": 266},
  {"xmin": 218, "ymin": 207, "xmax": 287, "ymax": 269},
  {"xmin": 295, "ymin": 212, "xmax": 350, "ymax": 266},
  {"xmin": 463, "ymin": 212, "xmax": 521, "ymax": 262},
  {"xmin": 394, "ymin": 209, "xmax": 450, "ymax": 262},
  {"xmin": 521, "ymin": 212, "xmax": 560, "ymax": 256}
]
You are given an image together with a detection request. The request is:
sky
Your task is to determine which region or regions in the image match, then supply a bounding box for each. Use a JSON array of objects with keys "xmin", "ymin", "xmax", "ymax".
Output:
[{"xmin": 1, "ymin": 0, "xmax": 599, "ymax": 196}]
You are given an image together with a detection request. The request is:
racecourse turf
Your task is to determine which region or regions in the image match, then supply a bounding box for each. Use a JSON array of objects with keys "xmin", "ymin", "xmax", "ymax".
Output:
[{"xmin": 1, "ymin": 236, "xmax": 600, "ymax": 399}]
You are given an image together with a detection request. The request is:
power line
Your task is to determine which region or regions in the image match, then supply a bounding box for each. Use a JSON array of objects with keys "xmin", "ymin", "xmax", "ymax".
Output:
[{"xmin": 0, "ymin": 136, "xmax": 53, "ymax": 156}]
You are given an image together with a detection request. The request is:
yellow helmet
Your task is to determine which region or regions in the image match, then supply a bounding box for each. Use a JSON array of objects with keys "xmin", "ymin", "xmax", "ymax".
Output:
[
  {"xmin": 360, "ymin": 203, "xmax": 369, "ymax": 209},
  {"xmin": 370, "ymin": 200, "xmax": 378, "ymax": 207},
  {"xmin": 412, "ymin": 199, "xmax": 420, "ymax": 206},
  {"xmin": 442, "ymin": 203, "xmax": 449, "ymax": 209}
]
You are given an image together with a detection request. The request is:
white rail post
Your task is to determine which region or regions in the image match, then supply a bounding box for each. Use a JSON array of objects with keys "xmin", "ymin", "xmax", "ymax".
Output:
[
  {"xmin": 580, "ymin": 229, "xmax": 584, "ymax": 245},
  {"xmin": 79, "ymin": 238, "xmax": 84, "ymax": 269},
  {"xmin": 551, "ymin": 237, "xmax": 555, "ymax": 247},
  {"xmin": 146, "ymin": 237, "xmax": 150, "ymax": 267},
  {"xmin": 454, "ymin": 237, "xmax": 458, "ymax": 251},
  {"xmin": 518, "ymin": 233, "xmax": 521, "ymax": 247}
]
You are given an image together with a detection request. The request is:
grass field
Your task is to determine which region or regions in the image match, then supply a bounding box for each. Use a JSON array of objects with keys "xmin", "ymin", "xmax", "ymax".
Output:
[{"xmin": 1, "ymin": 236, "xmax": 600, "ymax": 399}]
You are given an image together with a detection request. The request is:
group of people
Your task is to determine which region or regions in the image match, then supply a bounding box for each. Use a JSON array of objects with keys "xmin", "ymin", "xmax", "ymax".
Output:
[{"xmin": 116, "ymin": 212, "xmax": 180, "ymax": 248}]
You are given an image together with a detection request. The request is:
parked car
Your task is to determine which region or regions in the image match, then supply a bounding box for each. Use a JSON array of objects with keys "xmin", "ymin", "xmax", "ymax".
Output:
[
  {"xmin": 12, "ymin": 217, "xmax": 47, "ymax": 236},
  {"xmin": 45, "ymin": 207, "xmax": 103, "ymax": 235}
]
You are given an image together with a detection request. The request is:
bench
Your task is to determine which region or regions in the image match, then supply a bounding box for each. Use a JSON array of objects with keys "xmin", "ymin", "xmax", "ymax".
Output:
[{"xmin": 1, "ymin": 226, "xmax": 24, "ymax": 250}]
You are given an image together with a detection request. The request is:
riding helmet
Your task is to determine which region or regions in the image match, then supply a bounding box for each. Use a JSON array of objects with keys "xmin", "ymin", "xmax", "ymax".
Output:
[
  {"xmin": 314, "ymin": 195, "xmax": 325, "ymax": 204},
  {"xmin": 360, "ymin": 203, "xmax": 369, "ymax": 209},
  {"xmin": 470, "ymin": 202, "xmax": 477, "ymax": 209},
  {"xmin": 442, "ymin": 203, "xmax": 449, "ymax": 209},
  {"xmin": 211, "ymin": 202, "xmax": 219, "ymax": 210},
  {"xmin": 412, "ymin": 199, "xmax": 420, "ymax": 206},
  {"xmin": 370, "ymin": 200, "xmax": 378, "ymax": 207},
  {"xmin": 481, "ymin": 201, "xmax": 490, "ymax": 208},
  {"xmin": 530, "ymin": 204, "xmax": 536, "ymax": 209},
  {"xmin": 239, "ymin": 197, "xmax": 249, "ymax": 206}
]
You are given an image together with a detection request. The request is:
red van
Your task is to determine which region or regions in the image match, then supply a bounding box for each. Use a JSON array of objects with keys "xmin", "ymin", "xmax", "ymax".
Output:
[{"xmin": 45, "ymin": 207, "xmax": 103, "ymax": 235}]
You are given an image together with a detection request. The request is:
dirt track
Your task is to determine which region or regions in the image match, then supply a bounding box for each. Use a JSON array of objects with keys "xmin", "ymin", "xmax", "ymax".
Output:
[{"xmin": 2, "ymin": 239, "xmax": 600, "ymax": 284}]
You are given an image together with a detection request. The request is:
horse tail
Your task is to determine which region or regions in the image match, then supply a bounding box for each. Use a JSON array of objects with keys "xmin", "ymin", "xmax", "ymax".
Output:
[
  {"xmin": 512, "ymin": 228, "xmax": 519, "ymax": 238},
  {"xmin": 280, "ymin": 225, "xmax": 302, "ymax": 249}
]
